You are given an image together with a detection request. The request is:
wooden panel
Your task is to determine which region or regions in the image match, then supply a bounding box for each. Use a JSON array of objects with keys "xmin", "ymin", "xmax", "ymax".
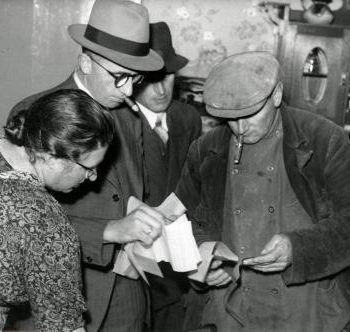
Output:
[
  {"xmin": 278, "ymin": 23, "xmax": 350, "ymax": 126},
  {"xmin": 291, "ymin": 33, "xmax": 344, "ymax": 123}
]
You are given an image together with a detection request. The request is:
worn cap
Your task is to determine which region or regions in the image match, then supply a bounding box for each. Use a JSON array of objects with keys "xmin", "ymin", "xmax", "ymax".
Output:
[{"xmin": 203, "ymin": 51, "xmax": 280, "ymax": 118}]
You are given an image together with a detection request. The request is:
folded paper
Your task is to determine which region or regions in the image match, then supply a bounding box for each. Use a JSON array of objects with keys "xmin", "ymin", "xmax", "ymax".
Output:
[
  {"xmin": 113, "ymin": 193, "xmax": 202, "ymax": 283},
  {"xmin": 188, "ymin": 241, "xmax": 239, "ymax": 283}
]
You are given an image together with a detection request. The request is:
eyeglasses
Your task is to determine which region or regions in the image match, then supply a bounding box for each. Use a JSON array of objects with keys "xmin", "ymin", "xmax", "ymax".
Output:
[
  {"xmin": 74, "ymin": 161, "xmax": 97, "ymax": 179},
  {"xmin": 89, "ymin": 57, "xmax": 144, "ymax": 88}
]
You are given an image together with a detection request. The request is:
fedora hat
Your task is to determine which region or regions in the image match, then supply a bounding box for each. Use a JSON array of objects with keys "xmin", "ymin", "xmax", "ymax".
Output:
[
  {"xmin": 204, "ymin": 51, "xmax": 280, "ymax": 118},
  {"xmin": 150, "ymin": 22, "xmax": 188, "ymax": 73},
  {"xmin": 68, "ymin": 0, "xmax": 164, "ymax": 71}
]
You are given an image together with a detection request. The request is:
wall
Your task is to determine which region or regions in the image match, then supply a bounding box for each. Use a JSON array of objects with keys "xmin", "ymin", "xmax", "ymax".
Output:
[
  {"xmin": 0, "ymin": 0, "xmax": 337, "ymax": 127},
  {"xmin": 0, "ymin": 0, "xmax": 94, "ymax": 127},
  {"xmin": 0, "ymin": 0, "xmax": 33, "ymax": 127},
  {"xmin": 145, "ymin": 0, "xmax": 276, "ymax": 78},
  {"xmin": 0, "ymin": 0, "xmax": 278, "ymax": 127}
]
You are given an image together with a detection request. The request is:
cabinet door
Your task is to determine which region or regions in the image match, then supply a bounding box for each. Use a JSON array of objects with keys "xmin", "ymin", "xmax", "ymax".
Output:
[{"xmin": 278, "ymin": 24, "xmax": 350, "ymax": 125}]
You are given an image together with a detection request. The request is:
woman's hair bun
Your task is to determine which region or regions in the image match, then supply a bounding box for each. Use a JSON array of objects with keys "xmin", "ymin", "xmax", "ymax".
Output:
[{"xmin": 4, "ymin": 109, "xmax": 27, "ymax": 146}]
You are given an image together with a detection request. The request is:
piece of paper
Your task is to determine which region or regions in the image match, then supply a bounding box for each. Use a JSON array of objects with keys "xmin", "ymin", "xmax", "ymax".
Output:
[
  {"xmin": 125, "ymin": 243, "xmax": 163, "ymax": 280},
  {"xmin": 114, "ymin": 246, "xmax": 140, "ymax": 279},
  {"xmin": 113, "ymin": 193, "xmax": 202, "ymax": 283},
  {"xmin": 188, "ymin": 241, "xmax": 239, "ymax": 283}
]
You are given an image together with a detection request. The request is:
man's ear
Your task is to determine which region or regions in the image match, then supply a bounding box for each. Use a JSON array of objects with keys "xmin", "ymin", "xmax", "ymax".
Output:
[
  {"xmin": 78, "ymin": 53, "xmax": 93, "ymax": 75},
  {"xmin": 272, "ymin": 81, "xmax": 283, "ymax": 108}
]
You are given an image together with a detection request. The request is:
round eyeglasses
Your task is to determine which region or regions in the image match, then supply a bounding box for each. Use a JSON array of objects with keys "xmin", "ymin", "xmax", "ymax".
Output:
[{"xmin": 90, "ymin": 57, "xmax": 144, "ymax": 88}]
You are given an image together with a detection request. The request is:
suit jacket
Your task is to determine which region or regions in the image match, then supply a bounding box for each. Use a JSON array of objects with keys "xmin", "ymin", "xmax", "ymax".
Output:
[
  {"xmin": 139, "ymin": 100, "xmax": 202, "ymax": 311},
  {"xmin": 9, "ymin": 75, "xmax": 146, "ymax": 332},
  {"xmin": 140, "ymin": 100, "xmax": 202, "ymax": 198},
  {"xmin": 176, "ymin": 105, "xmax": 350, "ymax": 330}
]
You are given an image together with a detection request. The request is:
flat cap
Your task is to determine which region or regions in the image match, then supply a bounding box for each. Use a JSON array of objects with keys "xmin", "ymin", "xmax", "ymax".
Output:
[{"xmin": 203, "ymin": 51, "xmax": 280, "ymax": 118}]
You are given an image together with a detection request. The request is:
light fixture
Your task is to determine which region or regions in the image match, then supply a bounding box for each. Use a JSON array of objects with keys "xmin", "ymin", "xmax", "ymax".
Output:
[
  {"xmin": 303, "ymin": 47, "xmax": 327, "ymax": 77},
  {"xmin": 301, "ymin": 0, "xmax": 334, "ymax": 25}
]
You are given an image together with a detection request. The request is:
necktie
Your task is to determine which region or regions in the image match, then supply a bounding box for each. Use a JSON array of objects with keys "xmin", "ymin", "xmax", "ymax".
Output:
[{"xmin": 154, "ymin": 115, "xmax": 168, "ymax": 145}]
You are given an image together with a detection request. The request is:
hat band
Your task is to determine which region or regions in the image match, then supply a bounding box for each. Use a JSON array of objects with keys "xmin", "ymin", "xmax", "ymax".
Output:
[{"xmin": 85, "ymin": 25, "xmax": 149, "ymax": 56}]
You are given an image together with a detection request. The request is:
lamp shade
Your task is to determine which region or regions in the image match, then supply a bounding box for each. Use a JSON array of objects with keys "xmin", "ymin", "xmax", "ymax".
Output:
[{"xmin": 301, "ymin": 0, "xmax": 334, "ymax": 25}]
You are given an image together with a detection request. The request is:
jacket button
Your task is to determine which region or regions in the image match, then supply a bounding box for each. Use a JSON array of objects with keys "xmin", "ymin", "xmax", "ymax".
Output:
[
  {"xmin": 271, "ymin": 288, "xmax": 279, "ymax": 295},
  {"xmin": 112, "ymin": 194, "xmax": 119, "ymax": 202},
  {"xmin": 86, "ymin": 256, "xmax": 93, "ymax": 263},
  {"xmin": 268, "ymin": 206, "xmax": 275, "ymax": 213},
  {"xmin": 234, "ymin": 208, "xmax": 242, "ymax": 215}
]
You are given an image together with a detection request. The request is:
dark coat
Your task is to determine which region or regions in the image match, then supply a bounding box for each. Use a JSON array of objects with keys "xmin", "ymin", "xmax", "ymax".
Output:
[
  {"xmin": 176, "ymin": 105, "xmax": 350, "ymax": 328},
  {"xmin": 139, "ymin": 100, "xmax": 202, "ymax": 311},
  {"xmin": 140, "ymin": 99, "xmax": 202, "ymax": 200},
  {"xmin": 8, "ymin": 75, "xmax": 146, "ymax": 332},
  {"xmin": 163, "ymin": 100, "xmax": 202, "ymax": 196}
]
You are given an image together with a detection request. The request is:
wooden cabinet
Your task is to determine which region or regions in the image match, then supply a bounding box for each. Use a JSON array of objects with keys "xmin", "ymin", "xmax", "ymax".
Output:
[{"xmin": 277, "ymin": 22, "xmax": 350, "ymax": 127}]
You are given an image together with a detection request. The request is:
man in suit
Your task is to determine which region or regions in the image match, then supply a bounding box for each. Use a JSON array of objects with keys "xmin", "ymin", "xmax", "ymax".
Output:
[
  {"xmin": 132, "ymin": 22, "xmax": 202, "ymax": 332},
  {"xmin": 7, "ymin": 1, "xmax": 168, "ymax": 331}
]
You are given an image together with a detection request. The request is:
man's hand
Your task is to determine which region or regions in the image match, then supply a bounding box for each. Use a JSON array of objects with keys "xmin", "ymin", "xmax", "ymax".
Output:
[
  {"xmin": 103, "ymin": 205, "xmax": 165, "ymax": 246},
  {"xmin": 242, "ymin": 234, "xmax": 292, "ymax": 272},
  {"xmin": 205, "ymin": 259, "xmax": 232, "ymax": 287}
]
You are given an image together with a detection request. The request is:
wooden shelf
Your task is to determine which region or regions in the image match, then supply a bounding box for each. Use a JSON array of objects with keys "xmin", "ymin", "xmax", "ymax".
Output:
[{"xmin": 302, "ymin": 73, "xmax": 328, "ymax": 78}]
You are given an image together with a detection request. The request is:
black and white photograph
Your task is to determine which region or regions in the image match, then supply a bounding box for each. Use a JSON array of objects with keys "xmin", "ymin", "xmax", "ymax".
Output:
[{"xmin": 1, "ymin": 0, "xmax": 350, "ymax": 331}]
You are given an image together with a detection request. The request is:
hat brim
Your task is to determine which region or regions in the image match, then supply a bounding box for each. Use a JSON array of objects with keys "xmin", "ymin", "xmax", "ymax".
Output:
[
  {"xmin": 164, "ymin": 54, "xmax": 188, "ymax": 73},
  {"xmin": 206, "ymin": 98, "xmax": 266, "ymax": 119},
  {"xmin": 68, "ymin": 24, "xmax": 164, "ymax": 72}
]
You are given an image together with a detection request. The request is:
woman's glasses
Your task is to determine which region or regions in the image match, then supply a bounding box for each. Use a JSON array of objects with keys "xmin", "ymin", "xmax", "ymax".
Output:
[{"xmin": 74, "ymin": 161, "xmax": 97, "ymax": 179}]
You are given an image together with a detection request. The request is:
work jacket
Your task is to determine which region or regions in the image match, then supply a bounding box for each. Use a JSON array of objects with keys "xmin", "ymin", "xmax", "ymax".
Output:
[{"xmin": 176, "ymin": 105, "xmax": 350, "ymax": 330}]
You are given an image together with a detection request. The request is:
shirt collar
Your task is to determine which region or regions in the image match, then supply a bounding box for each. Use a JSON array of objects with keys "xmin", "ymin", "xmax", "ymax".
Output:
[{"xmin": 137, "ymin": 102, "xmax": 168, "ymax": 131}]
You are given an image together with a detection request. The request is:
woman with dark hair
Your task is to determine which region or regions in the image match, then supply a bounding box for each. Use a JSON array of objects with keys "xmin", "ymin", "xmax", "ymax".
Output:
[{"xmin": 0, "ymin": 89, "xmax": 115, "ymax": 332}]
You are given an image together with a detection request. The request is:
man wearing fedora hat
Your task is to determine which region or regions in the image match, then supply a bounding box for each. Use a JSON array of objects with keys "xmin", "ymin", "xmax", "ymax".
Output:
[
  {"xmin": 7, "ymin": 1, "xmax": 171, "ymax": 332},
  {"xmin": 132, "ymin": 21, "xmax": 201, "ymax": 332},
  {"xmin": 175, "ymin": 51, "xmax": 350, "ymax": 331}
]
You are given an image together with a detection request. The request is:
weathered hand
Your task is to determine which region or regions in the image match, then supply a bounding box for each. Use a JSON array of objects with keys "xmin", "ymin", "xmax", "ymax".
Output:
[
  {"xmin": 242, "ymin": 234, "xmax": 292, "ymax": 272},
  {"xmin": 103, "ymin": 205, "xmax": 165, "ymax": 246},
  {"xmin": 205, "ymin": 259, "xmax": 232, "ymax": 287}
]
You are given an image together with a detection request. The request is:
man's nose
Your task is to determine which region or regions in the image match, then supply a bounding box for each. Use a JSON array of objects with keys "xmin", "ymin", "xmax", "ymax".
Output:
[
  {"xmin": 119, "ymin": 78, "xmax": 133, "ymax": 96},
  {"xmin": 154, "ymin": 81, "xmax": 165, "ymax": 95}
]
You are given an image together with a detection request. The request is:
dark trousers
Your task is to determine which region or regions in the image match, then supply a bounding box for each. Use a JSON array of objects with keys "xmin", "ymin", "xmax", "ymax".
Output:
[{"xmin": 147, "ymin": 299, "xmax": 185, "ymax": 332}]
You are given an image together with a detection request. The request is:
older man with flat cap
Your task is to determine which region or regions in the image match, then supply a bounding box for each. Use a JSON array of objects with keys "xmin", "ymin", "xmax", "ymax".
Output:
[
  {"xmin": 176, "ymin": 51, "xmax": 350, "ymax": 331},
  {"xmin": 132, "ymin": 21, "xmax": 201, "ymax": 332},
  {"xmin": 7, "ymin": 1, "xmax": 168, "ymax": 332}
]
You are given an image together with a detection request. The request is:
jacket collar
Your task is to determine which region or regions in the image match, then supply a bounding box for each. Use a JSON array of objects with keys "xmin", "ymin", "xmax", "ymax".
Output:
[
  {"xmin": 207, "ymin": 124, "xmax": 232, "ymax": 157},
  {"xmin": 281, "ymin": 104, "xmax": 314, "ymax": 170}
]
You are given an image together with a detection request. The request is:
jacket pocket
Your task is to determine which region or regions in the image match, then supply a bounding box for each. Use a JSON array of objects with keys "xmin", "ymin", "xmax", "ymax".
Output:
[{"xmin": 317, "ymin": 278, "xmax": 350, "ymax": 331}]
